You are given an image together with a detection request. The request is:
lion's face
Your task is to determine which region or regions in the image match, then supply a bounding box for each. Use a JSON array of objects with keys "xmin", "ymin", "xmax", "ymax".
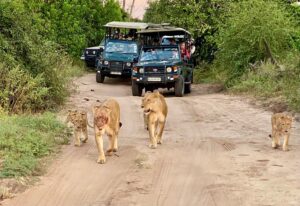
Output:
[
  {"xmin": 141, "ymin": 92, "xmax": 152, "ymax": 109},
  {"xmin": 66, "ymin": 110, "xmax": 78, "ymax": 123},
  {"xmin": 278, "ymin": 116, "xmax": 293, "ymax": 133},
  {"xmin": 143, "ymin": 93, "xmax": 160, "ymax": 115},
  {"xmin": 93, "ymin": 106, "xmax": 111, "ymax": 130}
]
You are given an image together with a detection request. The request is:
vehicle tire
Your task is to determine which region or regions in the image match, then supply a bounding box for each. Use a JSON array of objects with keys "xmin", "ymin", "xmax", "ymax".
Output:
[
  {"xmin": 174, "ymin": 76, "xmax": 184, "ymax": 97},
  {"xmin": 96, "ymin": 71, "xmax": 105, "ymax": 83},
  {"xmin": 184, "ymin": 83, "xmax": 191, "ymax": 94},
  {"xmin": 132, "ymin": 81, "xmax": 143, "ymax": 96}
]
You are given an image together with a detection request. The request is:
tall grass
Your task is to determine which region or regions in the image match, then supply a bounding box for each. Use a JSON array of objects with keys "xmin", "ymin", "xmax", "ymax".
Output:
[{"xmin": 0, "ymin": 113, "xmax": 70, "ymax": 177}]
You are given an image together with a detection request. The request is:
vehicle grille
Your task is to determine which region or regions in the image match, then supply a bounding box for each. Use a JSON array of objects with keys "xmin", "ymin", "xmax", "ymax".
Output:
[
  {"xmin": 86, "ymin": 50, "xmax": 97, "ymax": 55},
  {"xmin": 110, "ymin": 61, "xmax": 123, "ymax": 71},
  {"xmin": 144, "ymin": 67, "xmax": 165, "ymax": 75}
]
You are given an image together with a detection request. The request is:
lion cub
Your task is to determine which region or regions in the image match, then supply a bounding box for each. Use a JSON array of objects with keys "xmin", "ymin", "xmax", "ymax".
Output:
[
  {"xmin": 142, "ymin": 91, "xmax": 168, "ymax": 149},
  {"xmin": 269, "ymin": 113, "xmax": 293, "ymax": 151},
  {"xmin": 93, "ymin": 99, "xmax": 122, "ymax": 164},
  {"xmin": 66, "ymin": 110, "xmax": 93, "ymax": 146}
]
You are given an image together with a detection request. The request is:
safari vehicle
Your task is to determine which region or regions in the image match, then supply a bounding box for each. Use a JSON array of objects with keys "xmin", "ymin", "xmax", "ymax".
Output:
[
  {"xmin": 96, "ymin": 21, "xmax": 149, "ymax": 83},
  {"xmin": 131, "ymin": 26, "xmax": 194, "ymax": 97},
  {"xmin": 81, "ymin": 39, "xmax": 105, "ymax": 68}
]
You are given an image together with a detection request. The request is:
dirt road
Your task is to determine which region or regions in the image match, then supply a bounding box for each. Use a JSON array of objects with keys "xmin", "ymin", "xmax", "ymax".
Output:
[{"xmin": 3, "ymin": 73, "xmax": 300, "ymax": 206}]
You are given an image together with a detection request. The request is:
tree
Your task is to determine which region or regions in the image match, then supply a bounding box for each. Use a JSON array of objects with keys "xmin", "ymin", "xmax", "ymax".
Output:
[
  {"xmin": 143, "ymin": 0, "xmax": 234, "ymax": 62},
  {"xmin": 214, "ymin": 0, "xmax": 296, "ymax": 84}
]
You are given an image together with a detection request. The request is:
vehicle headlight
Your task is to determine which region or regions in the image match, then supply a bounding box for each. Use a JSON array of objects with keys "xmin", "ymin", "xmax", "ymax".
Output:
[
  {"xmin": 92, "ymin": 51, "xmax": 96, "ymax": 55},
  {"xmin": 166, "ymin": 67, "xmax": 172, "ymax": 73},
  {"xmin": 139, "ymin": 68, "xmax": 144, "ymax": 74},
  {"xmin": 104, "ymin": 61, "xmax": 109, "ymax": 65},
  {"xmin": 126, "ymin": 62, "xmax": 131, "ymax": 67},
  {"xmin": 86, "ymin": 50, "xmax": 89, "ymax": 54}
]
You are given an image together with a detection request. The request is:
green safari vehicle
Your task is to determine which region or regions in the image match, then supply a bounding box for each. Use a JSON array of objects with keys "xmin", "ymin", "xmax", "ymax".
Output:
[{"xmin": 131, "ymin": 26, "xmax": 194, "ymax": 96}]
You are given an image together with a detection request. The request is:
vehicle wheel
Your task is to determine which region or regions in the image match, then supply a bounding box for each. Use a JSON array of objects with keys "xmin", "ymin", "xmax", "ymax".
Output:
[
  {"xmin": 132, "ymin": 81, "xmax": 143, "ymax": 96},
  {"xmin": 184, "ymin": 83, "xmax": 191, "ymax": 94},
  {"xmin": 174, "ymin": 76, "xmax": 184, "ymax": 97},
  {"xmin": 96, "ymin": 71, "xmax": 105, "ymax": 83}
]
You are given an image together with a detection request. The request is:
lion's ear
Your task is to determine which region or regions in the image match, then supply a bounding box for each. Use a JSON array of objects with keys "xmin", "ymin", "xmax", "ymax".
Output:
[{"xmin": 92, "ymin": 106, "xmax": 98, "ymax": 114}]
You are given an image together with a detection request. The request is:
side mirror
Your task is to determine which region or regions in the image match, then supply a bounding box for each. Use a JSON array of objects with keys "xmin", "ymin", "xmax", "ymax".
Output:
[{"xmin": 99, "ymin": 47, "xmax": 104, "ymax": 52}]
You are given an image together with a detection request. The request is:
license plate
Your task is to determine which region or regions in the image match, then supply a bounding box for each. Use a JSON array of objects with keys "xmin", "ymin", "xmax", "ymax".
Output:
[
  {"xmin": 148, "ymin": 77, "xmax": 161, "ymax": 82},
  {"xmin": 110, "ymin": 71, "xmax": 122, "ymax": 75}
]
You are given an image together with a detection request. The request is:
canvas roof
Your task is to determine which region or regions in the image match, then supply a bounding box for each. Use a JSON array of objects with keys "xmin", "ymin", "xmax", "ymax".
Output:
[
  {"xmin": 137, "ymin": 27, "xmax": 191, "ymax": 36},
  {"xmin": 104, "ymin": 21, "xmax": 149, "ymax": 30}
]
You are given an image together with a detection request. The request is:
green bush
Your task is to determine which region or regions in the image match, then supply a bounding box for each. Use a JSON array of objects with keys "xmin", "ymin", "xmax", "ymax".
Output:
[
  {"xmin": 0, "ymin": 113, "xmax": 70, "ymax": 177},
  {"xmin": 0, "ymin": 1, "xmax": 86, "ymax": 113},
  {"xmin": 0, "ymin": 64, "xmax": 48, "ymax": 113},
  {"xmin": 231, "ymin": 59, "xmax": 300, "ymax": 111},
  {"xmin": 34, "ymin": 0, "xmax": 123, "ymax": 57},
  {"xmin": 214, "ymin": 0, "xmax": 296, "ymax": 85}
]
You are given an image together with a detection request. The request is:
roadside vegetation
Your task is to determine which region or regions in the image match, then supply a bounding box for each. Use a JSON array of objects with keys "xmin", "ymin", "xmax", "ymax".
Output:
[
  {"xmin": 0, "ymin": 0, "xmax": 125, "ymax": 179},
  {"xmin": 0, "ymin": 113, "xmax": 70, "ymax": 177},
  {"xmin": 144, "ymin": 0, "xmax": 300, "ymax": 111}
]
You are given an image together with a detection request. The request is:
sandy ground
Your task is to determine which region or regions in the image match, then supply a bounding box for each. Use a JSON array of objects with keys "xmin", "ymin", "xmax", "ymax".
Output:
[{"xmin": 2, "ymin": 73, "xmax": 300, "ymax": 206}]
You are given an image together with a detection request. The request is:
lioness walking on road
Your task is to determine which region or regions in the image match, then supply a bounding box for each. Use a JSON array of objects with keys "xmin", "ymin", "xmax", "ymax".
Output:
[
  {"xmin": 269, "ymin": 113, "xmax": 293, "ymax": 151},
  {"xmin": 141, "ymin": 91, "xmax": 152, "ymax": 130},
  {"xmin": 142, "ymin": 91, "xmax": 168, "ymax": 149},
  {"xmin": 93, "ymin": 99, "xmax": 121, "ymax": 164}
]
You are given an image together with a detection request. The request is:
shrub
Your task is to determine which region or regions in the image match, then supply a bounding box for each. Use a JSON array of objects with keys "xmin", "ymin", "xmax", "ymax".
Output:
[
  {"xmin": 0, "ymin": 113, "xmax": 70, "ymax": 177},
  {"xmin": 231, "ymin": 58, "xmax": 300, "ymax": 111},
  {"xmin": 214, "ymin": 0, "xmax": 296, "ymax": 85}
]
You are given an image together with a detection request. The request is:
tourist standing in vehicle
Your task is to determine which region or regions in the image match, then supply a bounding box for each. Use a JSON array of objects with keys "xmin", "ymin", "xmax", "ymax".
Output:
[{"xmin": 180, "ymin": 42, "xmax": 190, "ymax": 60}]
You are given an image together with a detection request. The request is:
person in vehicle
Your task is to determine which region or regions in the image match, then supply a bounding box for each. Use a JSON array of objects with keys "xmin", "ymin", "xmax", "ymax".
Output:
[
  {"xmin": 169, "ymin": 38, "xmax": 176, "ymax": 45},
  {"xmin": 180, "ymin": 42, "xmax": 190, "ymax": 60}
]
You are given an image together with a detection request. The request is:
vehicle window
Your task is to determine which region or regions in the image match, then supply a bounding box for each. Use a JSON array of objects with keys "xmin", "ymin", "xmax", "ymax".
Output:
[
  {"xmin": 105, "ymin": 42, "xmax": 138, "ymax": 54},
  {"xmin": 140, "ymin": 48, "xmax": 180, "ymax": 62}
]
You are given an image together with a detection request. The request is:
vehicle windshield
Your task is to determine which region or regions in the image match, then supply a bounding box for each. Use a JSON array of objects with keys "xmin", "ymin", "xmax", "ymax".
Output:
[
  {"xmin": 140, "ymin": 47, "xmax": 180, "ymax": 62},
  {"xmin": 105, "ymin": 41, "xmax": 138, "ymax": 54}
]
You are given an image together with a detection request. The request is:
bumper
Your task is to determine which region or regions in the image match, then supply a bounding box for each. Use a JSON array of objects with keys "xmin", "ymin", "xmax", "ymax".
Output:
[
  {"xmin": 132, "ymin": 74, "xmax": 179, "ymax": 85},
  {"xmin": 84, "ymin": 56, "xmax": 97, "ymax": 67},
  {"xmin": 97, "ymin": 66, "xmax": 131, "ymax": 77}
]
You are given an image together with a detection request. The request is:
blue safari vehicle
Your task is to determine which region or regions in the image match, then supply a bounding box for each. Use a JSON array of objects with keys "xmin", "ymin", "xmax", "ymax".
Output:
[{"xmin": 96, "ymin": 21, "xmax": 149, "ymax": 83}]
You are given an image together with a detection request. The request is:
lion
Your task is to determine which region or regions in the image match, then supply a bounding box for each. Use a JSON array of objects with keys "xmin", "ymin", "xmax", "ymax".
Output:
[
  {"xmin": 142, "ymin": 91, "xmax": 168, "ymax": 149},
  {"xmin": 141, "ymin": 91, "xmax": 152, "ymax": 130},
  {"xmin": 269, "ymin": 113, "xmax": 293, "ymax": 151},
  {"xmin": 66, "ymin": 110, "xmax": 93, "ymax": 146},
  {"xmin": 93, "ymin": 99, "xmax": 122, "ymax": 164}
]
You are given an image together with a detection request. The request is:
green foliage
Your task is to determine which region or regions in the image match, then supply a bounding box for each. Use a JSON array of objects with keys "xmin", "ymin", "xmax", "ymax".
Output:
[
  {"xmin": 0, "ymin": 113, "xmax": 70, "ymax": 177},
  {"xmin": 144, "ymin": 0, "xmax": 234, "ymax": 62},
  {"xmin": 0, "ymin": 1, "xmax": 87, "ymax": 113},
  {"xmin": 214, "ymin": 0, "xmax": 295, "ymax": 85},
  {"xmin": 0, "ymin": 65, "xmax": 48, "ymax": 113},
  {"xmin": 37, "ymin": 0, "xmax": 123, "ymax": 57},
  {"xmin": 231, "ymin": 59, "xmax": 300, "ymax": 111}
]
